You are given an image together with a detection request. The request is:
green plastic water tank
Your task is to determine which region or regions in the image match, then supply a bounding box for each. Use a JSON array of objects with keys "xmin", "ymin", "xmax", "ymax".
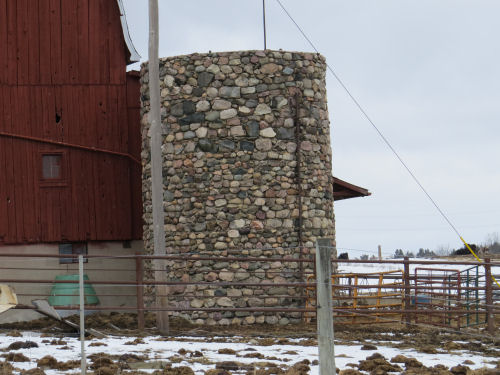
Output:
[{"xmin": 48, "ymin": 274, "xmax": 100, "ymax": 306}]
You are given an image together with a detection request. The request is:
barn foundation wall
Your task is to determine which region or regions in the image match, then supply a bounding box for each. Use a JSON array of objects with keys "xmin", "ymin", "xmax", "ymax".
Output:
[{"xmin": 0, "ymin": 241, "xmax": 142, "ymax": 324}]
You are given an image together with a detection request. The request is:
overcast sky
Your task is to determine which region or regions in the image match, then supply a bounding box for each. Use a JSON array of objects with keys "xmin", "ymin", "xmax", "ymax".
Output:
[{"xmin": 122, "ymin": 0, "xmax": 500, "ymax": 257}]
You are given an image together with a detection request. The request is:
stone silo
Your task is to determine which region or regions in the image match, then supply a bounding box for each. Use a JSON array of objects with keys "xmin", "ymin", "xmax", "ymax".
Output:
[{"xmin": 141, "ymin": 50, "xmax": 335, "ymax": 325}]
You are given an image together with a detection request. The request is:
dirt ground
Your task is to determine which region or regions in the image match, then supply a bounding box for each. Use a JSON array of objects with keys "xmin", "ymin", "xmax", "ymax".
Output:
[{"xmin": 0, "ymin": 313, "xmax": 499, "ymax": 375}]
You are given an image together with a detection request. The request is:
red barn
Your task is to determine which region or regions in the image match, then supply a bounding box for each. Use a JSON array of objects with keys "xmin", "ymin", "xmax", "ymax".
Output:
[
  {"xmin": 0, "ymin": 0, "xmax": 142, "ymax": 248},
  {"xmin": 0, "ymin": 1, "xmax": 372, "ymax": 322}
]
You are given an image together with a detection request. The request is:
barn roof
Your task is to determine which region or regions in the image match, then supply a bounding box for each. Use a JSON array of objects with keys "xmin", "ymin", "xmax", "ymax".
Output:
[{"xmin": 117, "ymin": 0, "xmax": 141, "ymax": 64}]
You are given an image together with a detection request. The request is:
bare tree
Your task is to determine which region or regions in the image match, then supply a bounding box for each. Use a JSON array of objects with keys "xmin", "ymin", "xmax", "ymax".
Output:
[
  {"xmin": 434, "ymin": 244, "xmax": 453, "ymax": 256},
  {"xmin": 485, "ymin": 232, "xmax": 499, "ymax": 247},
  {"xmin": 484, "ymin": 232, "xmax": 500, "ymax": 254}
]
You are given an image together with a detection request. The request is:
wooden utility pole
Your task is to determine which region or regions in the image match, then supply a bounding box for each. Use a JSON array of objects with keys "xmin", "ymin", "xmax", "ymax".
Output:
[
  {"xmin": 148, "ymin": 0, "xmax": 169, "ymax": 334},
  {"xmin": 315, "ymin": 239, "xmax": 336, "ymax": 375}
]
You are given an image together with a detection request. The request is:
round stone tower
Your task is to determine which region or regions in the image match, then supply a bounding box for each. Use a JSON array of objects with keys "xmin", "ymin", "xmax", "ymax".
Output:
[{"xmin": 140, "ymin": 50, "xmax": 335, "ymax": 324}]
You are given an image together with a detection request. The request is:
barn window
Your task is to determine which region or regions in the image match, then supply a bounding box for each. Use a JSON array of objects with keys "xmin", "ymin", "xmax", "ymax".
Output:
[
  {"xmin": 59, "ymin": 243, "xmax": 88, "ymax": 264},
  {"xmin": 40, "ymin": 151, "xmax": 68, "ymax": 187},
  {"xmin": 42, "ymin": 154, "xmax": 62, "ymax": 179}
]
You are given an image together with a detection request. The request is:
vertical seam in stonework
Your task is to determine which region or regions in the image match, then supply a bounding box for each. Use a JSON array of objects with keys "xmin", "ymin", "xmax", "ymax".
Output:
[{"xmin": 293, "ymin": 92, "xmax": 305, "ymax": 314}]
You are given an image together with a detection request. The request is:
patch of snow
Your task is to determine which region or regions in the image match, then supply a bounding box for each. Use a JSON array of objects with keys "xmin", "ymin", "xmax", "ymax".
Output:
[{"xmin": 0, "ymin": 331, "xmax": 495, "ymax": 375}]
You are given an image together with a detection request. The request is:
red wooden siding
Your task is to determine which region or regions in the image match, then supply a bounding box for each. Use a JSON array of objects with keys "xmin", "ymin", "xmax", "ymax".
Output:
[
  {"xmin": 126, "ymin": 72, "xmax": 143, "ymax": 241},
  {"xmin": 0, "ymin": 0, "xmax": 142, "ymax": 244}
]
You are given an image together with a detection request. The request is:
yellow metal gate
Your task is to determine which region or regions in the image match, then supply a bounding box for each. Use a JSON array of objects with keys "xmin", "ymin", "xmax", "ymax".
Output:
[{"xmin": 305, "ymin": 270, "xmax": 404, "ymax": 324}]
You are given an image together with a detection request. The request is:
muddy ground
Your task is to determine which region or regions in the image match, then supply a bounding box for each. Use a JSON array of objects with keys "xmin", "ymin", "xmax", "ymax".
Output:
[{"xmin": 0, "ymin": 313, "xmax": 499, "ymax": 375}]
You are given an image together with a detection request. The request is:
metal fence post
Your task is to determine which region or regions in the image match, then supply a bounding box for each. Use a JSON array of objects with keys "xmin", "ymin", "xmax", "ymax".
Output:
[
  {"xmin": 484, "ymin": 258, "xmax": 495, "ymax": 334},
  {"xmin": 403, "ymin": 257, "xmax": 411, "ymax": 326},
  {"xmin": 315, "ymin": 239, "xmax": 336, "ymax": 375},
  {"xmin": 79, "ymin": 254, "xmax": 86, "ymax": 375},
  {"xmin": 136, "ymin": 253, "xmax": 145, "ymax": 331}
]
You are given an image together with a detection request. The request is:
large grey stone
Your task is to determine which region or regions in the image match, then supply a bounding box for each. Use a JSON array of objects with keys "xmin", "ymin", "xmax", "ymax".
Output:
[
  {"xmin": 245, "ymin": 99, "xmax": 258, "ymax": 108},
  {"xmin": 197, "ymin": 71, "xmax": 214, "ymax": 87},
  {"xmin": 212, "ymin": 99, "xmax": 232, "ymax": 110},
  {"xmin": 247, "ymin": 298, "xmax": 264, "ymax": 307},
  {"xmin": 254, "ymin": 103, "xmax": 271, "ymax": 116},
  {"xmin": 170, "ymin": 103, "xmax": 184, "ymax": 117},
  {"xmin": 219, "ymin": 140, "xmax": 236, "ymax": 151},
  {"xmin": 256, "ymin": 84, "xmax": 267, "ymax": 92},
  {"xmin": 206, "ymin": 64, "xmax": 220, "ymax": 74},
  {"xmin": 196, "ymin": 100, "xmax": 210, "ymax": 112},
  {"xmin": 219, "ymin": 271, "xmax": 234, "ymax": 281},
  {"xmin": 205, "ymin": 111, "xmax": 220, "ymax": 121},
  {"xmin": 235, "ymin": 76, "xmax": 249, "ymax": 87},
  {"xmin": 180, "ymin": 112, "xmax": 204, "ymax": 125},
  {"xmin": 255, "ymin": 138, "xmax": 272, "ymax": 151},
  {"xmin": 190, "ymin": 299, "xmax": 204, "ymax": 308},
  {"xmin": 217, "ymin": 297, "xmax": 233, "ymax": 307},
  {"xmin": 276, "ymin": 127, "xmax": 294, "ymax": 140},
  {"xmin": 230, "ymin": 125, "xmax": 245, "ymax": 136},
  {"xmin": 183, "ymin": 100, "xmax": 196, "ymax": 114},
  {"xmin": 194, "ymin": 222, "xmax": 207, "ymax": 232},
  {"xmin": 219, "ymin": 86, "xmax": 241, "ymax": 98},
  {"xmin": 192, "ymin": 87, "xmax": 204, "ymax": 97},
  {"xmin": 195, "ymin": 127, "xmax": 208, "ymax": 138},
  {"xmin": 241, "ymin": 87, "xmax": 255, "ymax": 94},
  {"xmin": 184, "ymin": 131, "xmax": 195, "ymax": 139},
  {"xmin": 239, "ymin": 141, "xmax": 255, "ymax": 151},
  {"xmin": 260, "ymin": 128, "xmax": 276, "ymax": 138},
  {"xmin": 260, "ymin": 63, "xmax": 279, "ymax": 74},
  {"xmin": 245, "ymin": 121, "xmax": 260, "ymax": 137},
  {"xmin": 220, "ymin": 108, "xmax": 237, "ymax": 120},
  {"xmin": 198, "ymin": 139, "xmax": 216, "ymax": 152},
  {"xmin": 164, "ymin": 191, "xmax": 174, "ymax": 202}
]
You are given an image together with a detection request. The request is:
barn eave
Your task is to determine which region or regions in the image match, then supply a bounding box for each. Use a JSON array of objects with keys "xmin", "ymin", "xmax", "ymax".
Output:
[
  {"xmin": 333, "ymin": 176, "xmax": 371, "ymax": 201},
  {"xmin": 117, "ymin": 0, "xmax": 141, "ymax": 64}
]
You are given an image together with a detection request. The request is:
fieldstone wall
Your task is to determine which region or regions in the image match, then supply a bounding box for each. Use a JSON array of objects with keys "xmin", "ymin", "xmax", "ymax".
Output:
[{"xmin": 140, "ymin": 50, "xmax": 335, "ymax": 325}]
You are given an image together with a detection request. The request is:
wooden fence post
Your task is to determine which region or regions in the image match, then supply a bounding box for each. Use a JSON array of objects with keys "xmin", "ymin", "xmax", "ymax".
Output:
[
  {"xmin": 403, "ymin": 257, "xmax": 411, "ymax": 326},
  {"xmin": 136, "ymin": 253, "xmax": 145, "ymax": 331},
  {"xmin": 484, "ymin": 258, "xmax": 495, "ymax": 335},
  {"xmin": 315, "ymin": 238, "xmax": 336, "ymax": 375}
]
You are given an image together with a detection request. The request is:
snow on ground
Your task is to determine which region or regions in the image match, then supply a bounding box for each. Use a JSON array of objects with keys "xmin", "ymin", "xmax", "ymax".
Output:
[
  {"xmin": 0, "ymin": 331, "xmax": 497, "ymax": 374},
  {"xmin": 0, "ymin": 258, "xmax": 497, "ymax": 374}
]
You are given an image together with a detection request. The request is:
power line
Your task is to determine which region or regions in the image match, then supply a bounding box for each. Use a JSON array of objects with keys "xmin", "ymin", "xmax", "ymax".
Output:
[
  {"xmin": 339, "ymin": 208, "xmax": 500, "ymax": 219},
  {"xmin": 274, "ymin": 0, "xmax": 500, "ymax": 288},
  {"xmin": 274, "ymin": 0, "xmax": 459, "ymax": 238},
  {"xmin": 338, "ymin": 224, "xmax": 500, "ymax": 232}
]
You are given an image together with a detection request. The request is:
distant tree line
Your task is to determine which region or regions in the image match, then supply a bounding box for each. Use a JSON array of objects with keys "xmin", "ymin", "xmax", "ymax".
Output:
[
  {"xmin": 393, "ymin": 248, "xmax": 436, "ymax": 259},
  {"xmin": 390, "ymin": 232, "xmax": 500, "ymax": 259},
  {"xmin": 489, "ymin": 241, "xmax": 500, "ymax": 253},
  {"xmin": 485, "ymin": 232, "xmax": 500, "ymax": 254},
  {"xmin": 345, "ymin": 233, "xmax": 499, "ymax": 260}
]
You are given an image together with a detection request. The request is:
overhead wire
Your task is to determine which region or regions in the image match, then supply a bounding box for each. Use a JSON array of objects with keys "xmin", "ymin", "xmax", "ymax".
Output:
[{"xmin": 273, "ymin": 0, "xmax": 500, "ymax": 288}]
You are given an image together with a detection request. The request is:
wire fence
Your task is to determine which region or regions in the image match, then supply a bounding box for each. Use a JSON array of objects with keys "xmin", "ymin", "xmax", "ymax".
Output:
[{"xmin": 0, "ymin": 249, "xmax": 498, "ymax": 333}]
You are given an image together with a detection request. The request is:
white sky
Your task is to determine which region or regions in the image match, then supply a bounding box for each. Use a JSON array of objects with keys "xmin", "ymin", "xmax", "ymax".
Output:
[{"xmin": 121, "ymin": 1, "xmax": 500, "ymax": 257}]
